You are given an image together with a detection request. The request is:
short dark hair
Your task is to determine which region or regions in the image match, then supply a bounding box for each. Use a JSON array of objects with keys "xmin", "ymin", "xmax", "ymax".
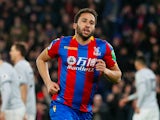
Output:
[
  {"xmin": 135, "ymin": 56, "xmax": 146, "ymax": 65},
  {"xmin": 74, "ymin": 8, "xmax": 98, "ymax": 23},
  {"xmin": 14, "ymin": 43, "xmax": 26, "ymax": 57}
]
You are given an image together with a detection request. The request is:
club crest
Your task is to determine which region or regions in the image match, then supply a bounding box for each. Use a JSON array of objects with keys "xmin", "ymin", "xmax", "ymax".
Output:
[{"xmin": 93, "ymin": 47, "xmax": 101, "ymax": 56}]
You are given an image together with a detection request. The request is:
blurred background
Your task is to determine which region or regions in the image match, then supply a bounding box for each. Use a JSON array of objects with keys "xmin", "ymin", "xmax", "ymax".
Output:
[{"xmin": 0, "ymin": 0, "xmax": 160, "ymax": 120}]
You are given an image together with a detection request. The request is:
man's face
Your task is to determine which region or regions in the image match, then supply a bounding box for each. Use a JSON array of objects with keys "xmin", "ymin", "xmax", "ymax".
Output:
[
  {"xmin": 75, "ymin": 13, "xmax": 96, "ymax": 40},
  {"xmin": 134, "ymin": 60, "xmax": 139, "ymax": 70},
  {"xmin": 9, "ymin": 45, "xmax": 19, "ymax": 62}
]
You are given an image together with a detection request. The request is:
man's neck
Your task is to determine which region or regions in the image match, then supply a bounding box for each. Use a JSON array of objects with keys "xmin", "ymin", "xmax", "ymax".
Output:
[
  {"xmin": 14, "ymin": 56, "xmax": 24, "ymax": 64},
  {"xmin": 0, "ymin": 60, "xmax": 3, "ymax": 65},
  {"xmin": 137, "ymin": 65, "xmax": 146, "ymax": 71},
  {"xmin": 75, "ymin": 34, "xmax": 91, "ymax": 45}
]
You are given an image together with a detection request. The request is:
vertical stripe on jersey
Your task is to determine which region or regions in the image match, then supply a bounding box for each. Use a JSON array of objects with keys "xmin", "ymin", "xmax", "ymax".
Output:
[
  {"xmin": 72, "ymin": 44, "xmax": 88, "ymax": 110},
  {"xmin": 48, "ymin": 39, "xmax": 61, "ymax": 100},
  {"xmin": 80, "ymin": 38, "xmax": 97, "ymax": 112},
  {"xmin": 52, "ymin": 37, "xmax": 71, "ymax": 101},
  {"xmin": 52, "ymin": 57, "xmax": 62, "ymax": 100},
  {"xmin": 64, "ymin": 38, "xmax": 78, "ymax": 106}
]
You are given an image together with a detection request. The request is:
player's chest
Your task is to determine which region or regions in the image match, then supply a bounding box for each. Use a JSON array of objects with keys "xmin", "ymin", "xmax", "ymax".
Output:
[{"xmin": 59, "ymin": 45, "xmax": 103, "ymax": 67}]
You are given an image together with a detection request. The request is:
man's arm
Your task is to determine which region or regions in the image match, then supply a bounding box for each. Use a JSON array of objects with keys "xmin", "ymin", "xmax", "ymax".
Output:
[
  {"xmin": 36, "ymin": 48, "xmax": 60, "ymax": 95},
  {"xmin": 103, "ymin": 63, "xmax": 121, "ymax": 83},
  {"xmin": 15, "ymin": 69, "xmax": 28, "ymax": 105},
  {"xmin": 20, "ymin": 84, "xmax": 27, "ymax": 104},
  {"xmin": 136, "ymin": 82, "xmax": 147, "ymax": 108},
  {"xmin": 119, "ymin": 93, "xmax": 138, "ymax": 112},
  {"xmin": 96, "ymin": 59, "xmax": 122, "ymax": 83},
  {"xmin": 127, "ymin": 93, "xmax": 138, "ymax": 101}
]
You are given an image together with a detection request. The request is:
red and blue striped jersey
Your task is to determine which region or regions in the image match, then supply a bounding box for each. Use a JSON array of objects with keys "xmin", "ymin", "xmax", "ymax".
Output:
[{"xmin": 47, "ymin": 36, "xmax": 116, "ymax": 112}]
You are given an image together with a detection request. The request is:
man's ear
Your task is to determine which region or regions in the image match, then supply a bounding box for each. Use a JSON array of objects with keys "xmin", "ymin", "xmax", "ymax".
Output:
[{"xmin": 73, "ymin": 23, "xmax": 77, "ymax": 29}]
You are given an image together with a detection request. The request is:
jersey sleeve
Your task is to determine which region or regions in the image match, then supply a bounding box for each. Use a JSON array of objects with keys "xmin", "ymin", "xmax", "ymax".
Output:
[
  {"xmin": 15, "ymin": 65, "xmax": 28, "ymax": 85},
  {"xmin": 0, "ymin": 73, "xmax": 11, "ymax": 85},
  {"xmin": 103, "ymin": 43, "xmax": 116, "ymax": 68},
  {"xmin": 1, "ymin": 82, "xmax": 11, "ymax": 111},
  {"xmin": 47, "ymin": 38, "xmax": 61, "ymax": 58},
  {"xmin": 0, "ymin": 72, "xmax": 12, "ymax": 111}
]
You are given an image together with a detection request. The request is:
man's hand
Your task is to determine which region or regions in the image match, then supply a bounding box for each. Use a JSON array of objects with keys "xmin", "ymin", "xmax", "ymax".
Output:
[
  {"xmin": 135, "ymin": 107, "xmax": 140, "ymax": 114},
  {"xmin": 95, "ymin": 59, "xmax": 106, "ymax": 72},
  {"xmin": 46, "ymin": 81, "xmax": 60, "ymax": 95},
  {"xmin": 119, "ymin": 97, "xmax": 128, "ymax": 108},
  {"xmin": 95, "ymin": 59, "xmax": 121, "ymax": 83},
  {"xmin": 0, "ymin": 112, "xmax": 5, "ymax": 120}
]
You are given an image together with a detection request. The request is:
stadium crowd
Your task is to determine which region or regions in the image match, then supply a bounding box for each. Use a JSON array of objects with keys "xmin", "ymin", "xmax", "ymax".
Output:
[{"xmin": 0, "ymin": 0, "xmax": 160, "ymax": 120}]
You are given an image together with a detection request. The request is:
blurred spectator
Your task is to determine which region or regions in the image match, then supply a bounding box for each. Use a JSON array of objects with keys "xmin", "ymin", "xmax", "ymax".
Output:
[
  {"xmin": 10, "ymin": 43, "xmax": 36, "ymax": 120},
  {"xmin": 36, "ymin": 91, "xmax": 50, "ymax": 120},
  {"xmin": 92, "ymin": 94, "xmax": 109, "ymax": 120}
]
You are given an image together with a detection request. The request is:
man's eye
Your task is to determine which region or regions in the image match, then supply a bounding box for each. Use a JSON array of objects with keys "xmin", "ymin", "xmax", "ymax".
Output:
[
  {"xmin": 90, "ymin": 22, "xmax": 94, "ymax": 25},
  {"xmin": 82, "ymin": 20, "xmax": 87, "ymax": 22}
]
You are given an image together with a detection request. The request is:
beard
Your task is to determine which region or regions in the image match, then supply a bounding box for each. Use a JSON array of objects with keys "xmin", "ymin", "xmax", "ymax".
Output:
[{"xmin": 76, "ymin": 25, "xmax": 94, "ymax": 41}]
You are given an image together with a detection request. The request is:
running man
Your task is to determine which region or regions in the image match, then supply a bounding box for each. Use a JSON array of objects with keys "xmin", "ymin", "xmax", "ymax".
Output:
[{"xmin": 36, "ymin": 8, "xmax": 122, "ymax": 120}]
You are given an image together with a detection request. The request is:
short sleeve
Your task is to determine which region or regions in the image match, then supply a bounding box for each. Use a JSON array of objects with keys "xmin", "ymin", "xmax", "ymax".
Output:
[
  {"xmin": 103, "ymin": 43, "xmax": 116, "ymax": 68},
  {"xmin": 0, "ymin": 73, "xmax": 11, "ymax": 86},
  {"xmin": 14, "ymin": 65, "xmax": 28, "ymax": 84},
  {"xmin": 47, "ymin": 38, "xmax": 61, "ymax": 58}
]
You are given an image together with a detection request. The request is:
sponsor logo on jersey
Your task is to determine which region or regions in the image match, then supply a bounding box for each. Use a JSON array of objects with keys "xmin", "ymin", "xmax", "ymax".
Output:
[
  {"xmin": 0, "ymin": 74, "xmax": 9, "ymax": 82},
  {"xmin": 64, "ymin": 46, "xmax": 78, "ymax": 50},
  {"xmin": 67, "ymin": 56, "xmax": 76, "ymax": 65},
  {"xmin": 67, "ymin": 56, "xmax": 96, "ymax": 72}
]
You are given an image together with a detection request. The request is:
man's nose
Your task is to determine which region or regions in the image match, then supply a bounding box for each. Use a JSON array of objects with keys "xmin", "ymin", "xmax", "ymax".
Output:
[{"xmin": 85, "ymin": 22, "xmax": 90, "ymax": 28}]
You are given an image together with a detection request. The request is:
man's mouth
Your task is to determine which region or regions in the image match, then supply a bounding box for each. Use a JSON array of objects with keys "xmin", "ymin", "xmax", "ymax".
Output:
[{"xmin": 83, "ymin": 29, "xmax": 90, "ymax": 34}]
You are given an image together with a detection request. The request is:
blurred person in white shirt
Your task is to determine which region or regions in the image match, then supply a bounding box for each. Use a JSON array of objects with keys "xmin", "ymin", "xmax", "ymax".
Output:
[{"xmin": 120, "ymin": 56, "xmax": 160, "ymax": 120}]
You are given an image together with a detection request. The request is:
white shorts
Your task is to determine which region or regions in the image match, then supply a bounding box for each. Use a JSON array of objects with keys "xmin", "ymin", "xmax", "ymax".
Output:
[
  {"xmin": 132, "ymin": 107, "xmax": 160, "ymax": 120},
  {"xmin": 5, "ymin": 107, "xmax": 25, "ymax": 120},
  {"xmin": 26, "ymin": 114, "xmax": 36, "ymax": 120}
]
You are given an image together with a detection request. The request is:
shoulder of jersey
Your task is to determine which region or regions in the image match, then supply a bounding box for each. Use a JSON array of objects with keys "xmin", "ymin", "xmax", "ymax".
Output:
[
  {"xmin": 0, "ymin": 62, "xmax": 13, "ymax": 81},
  {"xmin": 59, "ymin": 36, "xmax": 72, "ymax": 42},
  {"xmin": 95, "ymin": 38, "xmax": 108, "ymax": 45},
  {"xmin": 16, "ymin": 60, "xmax": 28, "ymax": 67},
  {"xmin": 51, "ymin": 36, "xmax": 71, "ymax": 43},
  {"xmin": 4, "ymin": 62, "xmax": 13, "ymax": 70}
]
